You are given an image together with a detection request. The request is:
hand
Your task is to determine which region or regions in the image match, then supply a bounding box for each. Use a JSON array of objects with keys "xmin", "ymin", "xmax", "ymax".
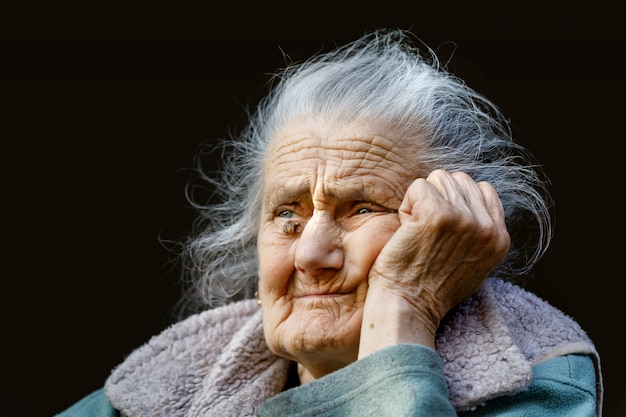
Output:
[{"xmin": 359, "ymin": 170, "xmax": 510, "ymax": 355}]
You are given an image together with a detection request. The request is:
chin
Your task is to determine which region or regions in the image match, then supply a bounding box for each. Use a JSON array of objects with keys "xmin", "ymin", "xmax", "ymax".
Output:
[{"xmin": 276, "ymin": 310, "xmax": 361, "ymax": 356}]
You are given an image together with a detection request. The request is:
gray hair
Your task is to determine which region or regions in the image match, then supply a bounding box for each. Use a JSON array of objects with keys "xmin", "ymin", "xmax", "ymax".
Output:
[{"xmin": 173, "ymin": 29, "xmax": 553, "ymax": 318}]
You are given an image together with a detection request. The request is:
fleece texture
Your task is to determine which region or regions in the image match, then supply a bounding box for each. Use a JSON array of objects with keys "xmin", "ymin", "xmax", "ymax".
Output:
[{"xmin": 104, "ymin": 278, "xmax": 602, "ymax": 416}]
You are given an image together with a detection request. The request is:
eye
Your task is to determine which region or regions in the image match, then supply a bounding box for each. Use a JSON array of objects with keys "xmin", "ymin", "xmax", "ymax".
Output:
[
  {"xmin": 352, "ymin": 201, "xmax": 379, "ymax": 215},
  {"xmin": 278, "ymin": 209, "xmax": 299, "ymax": 219}
]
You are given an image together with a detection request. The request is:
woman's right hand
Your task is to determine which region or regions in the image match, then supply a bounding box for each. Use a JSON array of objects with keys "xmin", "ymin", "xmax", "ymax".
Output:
[{"xmin": 358, "ymin": 170, "xmax": 510, "ymax": 356}]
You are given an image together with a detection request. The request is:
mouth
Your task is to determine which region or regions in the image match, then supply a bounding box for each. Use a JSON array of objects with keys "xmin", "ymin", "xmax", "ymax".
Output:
[{"xmin": 289, "ymin": 279, "xmax": 356, "ymax": 303}]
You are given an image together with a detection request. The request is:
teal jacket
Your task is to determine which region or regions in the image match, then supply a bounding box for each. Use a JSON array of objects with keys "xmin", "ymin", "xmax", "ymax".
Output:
[
  {"xmin": 58, "ymin": 347, "xmax": 598, "ymax": 416},
  {"xmin": 56, "ymin": 279, "xmax": 603, "ymax": 416}
]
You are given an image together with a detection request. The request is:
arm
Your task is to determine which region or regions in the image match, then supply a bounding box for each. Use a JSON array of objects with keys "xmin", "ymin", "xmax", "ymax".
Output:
[
  {"xmin": 462, "ymin": 354, "xmax": 599, "ymax": 417},
  {"xmin": 260, "ymin": 344, "xmax": 457, "ymax": 417},
  {"xmin": 260, "ymin": 348, "xmax": 598, "ymax": 417},
  {"xmin": 54, "ymin": 388, "xmax": 119, "ymax": 417}
]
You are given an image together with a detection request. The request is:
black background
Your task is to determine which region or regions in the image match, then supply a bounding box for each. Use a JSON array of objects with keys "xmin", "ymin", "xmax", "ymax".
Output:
[{"xmin": 2, "ymin": 10, "xmax": 624, "ymax": 417}]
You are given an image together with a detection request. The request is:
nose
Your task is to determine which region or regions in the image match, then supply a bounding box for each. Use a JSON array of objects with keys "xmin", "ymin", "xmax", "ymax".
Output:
[{"xmin": 294, "ymin": 212, "xmax": 344, "ymax": 275}]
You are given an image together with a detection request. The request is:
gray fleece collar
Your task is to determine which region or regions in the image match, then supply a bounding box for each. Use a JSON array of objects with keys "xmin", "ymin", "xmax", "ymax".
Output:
[{"xmin": 105, "ymin": 278, "xmax": 601, "ymax": 416}]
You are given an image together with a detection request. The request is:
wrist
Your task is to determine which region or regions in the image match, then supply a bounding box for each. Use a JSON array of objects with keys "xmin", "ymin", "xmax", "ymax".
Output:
[{"xmin": 358, "ymin": 282, "xmax": 438, "ymax": 359}]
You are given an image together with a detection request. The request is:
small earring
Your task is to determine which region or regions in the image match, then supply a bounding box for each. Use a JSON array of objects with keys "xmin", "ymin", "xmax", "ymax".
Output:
[{"xmin": 255, "ymin": 291, "xmax": 262, "ymax": 307}]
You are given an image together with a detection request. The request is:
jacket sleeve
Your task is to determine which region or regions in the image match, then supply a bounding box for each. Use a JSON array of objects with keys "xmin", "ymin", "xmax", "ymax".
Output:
[
  {"xmin": 54, "ymin": 388, "xmax": 119, "ymax": 417},
  {"xmin": 259, "ymin": 344, "xmax": 599, "ymax": 417},
  {"xmin": 259, "ymin": 343, "xmax": 457, "ymax": 416},
  {"xmin": 460, "ymin": 354, "xmax": 599, "ymax": 417}
]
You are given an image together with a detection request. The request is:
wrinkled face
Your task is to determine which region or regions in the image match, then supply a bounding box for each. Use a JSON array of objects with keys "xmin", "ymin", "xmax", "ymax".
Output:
[{"xmin": 257, "ymin": 118, "xmax": 420, "ymax": 369}]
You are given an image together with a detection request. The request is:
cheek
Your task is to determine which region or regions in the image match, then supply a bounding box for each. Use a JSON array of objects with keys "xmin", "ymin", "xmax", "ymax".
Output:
[
  {"xmin": 257, "ymin": 230, "xmax": 294, "ymax": 295},
  {"xmin": 346, "ymin": 218, "xmax": 399, "ymax": 270}
]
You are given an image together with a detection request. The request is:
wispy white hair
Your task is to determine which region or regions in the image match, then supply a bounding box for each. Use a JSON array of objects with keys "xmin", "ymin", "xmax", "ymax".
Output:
[{"xmin": 173, "ymin": 29, "xmax": 553, "ymax": 318}]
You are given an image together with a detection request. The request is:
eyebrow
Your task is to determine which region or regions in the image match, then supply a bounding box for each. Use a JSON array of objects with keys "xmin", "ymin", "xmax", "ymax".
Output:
[
  {"xmin": 266, "ymin": 180, "xmax": 310, "ymax": 203},
  {"xmin": 265, "ymin": 177, "xmax": 393, "ymax": 206}
]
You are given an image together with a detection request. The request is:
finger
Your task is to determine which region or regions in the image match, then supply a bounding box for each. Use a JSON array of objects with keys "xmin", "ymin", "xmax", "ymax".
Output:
[
  {"xmin": 476, "ymin": 180, "xmax": 506, "ymax": 224},
  {"xmin": 432, "ymin": 171, "xmax": 504, "ymax": 225},
  {"xmin": 427, "ymin": 171, "xmax": 510, "ymax": 255},
  {"xmin": 427, "ymin": 170, "xmax": 492, "ymax": 222},
  {"xmin": 397, "ymin": 177, "xmax": 439, "ymax": 222},
  {"xmin": 447, "ymin": 172, "xmax": 509, "ymax": 246},
  {"xmin": 398, "ymin": 170, "xmax": 480, "ymax": 223},
  {"xmin": 425, "ymin": 169, "xmax": 469, "ymax": 206}
]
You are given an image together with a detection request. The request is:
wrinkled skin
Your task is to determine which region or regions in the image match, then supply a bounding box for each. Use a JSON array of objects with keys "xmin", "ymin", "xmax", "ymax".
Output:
[{"xmin": 257, "ymin": 118, "xmax": 510, "ymax": 384}]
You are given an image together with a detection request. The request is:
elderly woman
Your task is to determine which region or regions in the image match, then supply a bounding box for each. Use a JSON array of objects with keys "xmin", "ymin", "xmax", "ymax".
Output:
[{"xmin": 57, "ymin": 29, "xmax": 603, "ymax": 416}]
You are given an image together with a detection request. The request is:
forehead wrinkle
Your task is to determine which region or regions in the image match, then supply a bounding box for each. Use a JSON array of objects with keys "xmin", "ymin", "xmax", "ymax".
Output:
[
  {"xmin": 330, "ymin": 136, "xmax": 415, "ymax": 201},
  {"xmin": 355, "ymin": 136, "xmax": 411, "ymax": 167},
  {"xmin": 265, "ymin": 162, "xmax": 410, "ymax": 210},
  {"xmin": 264, "ymin": 126, "xmax": 420, "ymax": 208},
  {"xmin": 326, "ymin": 137, "xmax": 415, "ymax": 181}
]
